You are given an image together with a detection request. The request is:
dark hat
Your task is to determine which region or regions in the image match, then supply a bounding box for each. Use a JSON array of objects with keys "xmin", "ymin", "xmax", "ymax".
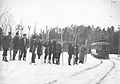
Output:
[
  {"xmin": 39, "ymin": 36, "xmax": 42, "ymax": 39},
  {"xmin": 16, "ymin": 32, "xmax": 19, "ymax": 35},
  {"xmin": 23, "ymin": 33, "xmax": 27, "ymax": 36},
  {"xmin": 8, "ymin": 32, "xmax": 12, "ymax": 35},
  {"xmin": 32, "ymin": 35, "xmax": 36, "ymax": 39}
]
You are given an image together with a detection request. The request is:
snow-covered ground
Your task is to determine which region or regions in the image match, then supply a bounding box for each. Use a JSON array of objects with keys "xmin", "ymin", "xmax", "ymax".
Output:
[{"xmin": 0, "ymin": 49, "xmax": 120, "ymax": 84}]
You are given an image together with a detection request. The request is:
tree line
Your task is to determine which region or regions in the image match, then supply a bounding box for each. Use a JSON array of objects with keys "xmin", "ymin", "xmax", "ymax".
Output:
[{"xmin": 0, "ymin": 24, "xmax": 119, "ymax": 54}]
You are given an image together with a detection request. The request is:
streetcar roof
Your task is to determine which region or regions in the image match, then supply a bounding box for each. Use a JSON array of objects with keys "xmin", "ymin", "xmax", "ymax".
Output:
[{"xmin": 91, "ymin": 42, "xmax": 110, "ymax": 45}]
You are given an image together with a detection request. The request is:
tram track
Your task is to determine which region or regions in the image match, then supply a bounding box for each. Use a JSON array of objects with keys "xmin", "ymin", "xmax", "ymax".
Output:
[
  {"xmin": 71, "ymin": 60, "xmax": 103, "ymax": 77},
  {"xmin": 46, "ymin": 59, "xmax": 103, "ymax": 84},
  {"xmin": 96, "ymin": 59, "xmax": 115, "ymax": 84},
  {"xmin": 97, "ymin": 58, "xmax": 120, "ymax": 84},
  {"xmin": 48, "ymin": 58, "xmax": 117, "ymax": 84},
  {"xmin": 46, "ymin": 57, "xmax": 120, "ymax": 84}
]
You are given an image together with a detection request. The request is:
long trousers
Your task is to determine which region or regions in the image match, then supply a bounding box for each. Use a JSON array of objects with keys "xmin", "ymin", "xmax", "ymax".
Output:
[
  {"xmin": 3, "ymin": 48, "xmax": 8, "ymax": 57},
  {"xmin": 44, "ymin": 53, "xmax": 48, "ymax": 63},
  {"xmin": 48, "ymin": 53, "xmax": 52, "ymax": 63},
  {"xmin": 31, "ymin": 53, "xmax": 36, "ymax": 63},
  {"xmin": 13, "ymin": 49, "xmax": 18, "ymax": 60},
  {"xmin": 19, "ymin": 49, "xmax": 27, "ymax": 60},
  {"xmin": 74, "ymin": 55, "xmax": 78, "ymax": 64},
  {"xmin": 2, "ymin": 47, "xmax": 8, "ymax": 61},
  {"xmin": 52, "ymin": 52, "xmax": 56, "ymax": 64},
  {"xmin": 56, "ymin": 53, "xmax": 61, "ymax": 64},
  {"xmin": 68, "ymin": 54, "xmax": 72, "ymax": 65}
]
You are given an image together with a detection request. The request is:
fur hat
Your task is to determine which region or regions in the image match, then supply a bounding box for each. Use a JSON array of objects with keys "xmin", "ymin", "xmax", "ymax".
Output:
[
  {"xmin": 16, "ymin": 31, "xmax": 19, "ymax": 35},
  {"xmin": 23, "ymin": 33, "xmax": 27, "ymax": 36},
  {"xmin": 8, "ymin": 32, "xmax": 12, "ymax": 35}
]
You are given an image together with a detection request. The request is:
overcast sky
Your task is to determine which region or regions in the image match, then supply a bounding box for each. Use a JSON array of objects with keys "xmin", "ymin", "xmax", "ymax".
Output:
[{"xmin": 7, "ymin": 0, "xmax": 120, "ymax": 32}]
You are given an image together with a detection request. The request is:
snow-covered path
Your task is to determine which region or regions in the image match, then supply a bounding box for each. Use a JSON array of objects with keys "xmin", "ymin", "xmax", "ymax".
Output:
[
  {"xmin": 0, "ymin": 50, "xmax": 120, "ymax": 84},
  {"xmin": 101, "ymin": 56, "xmax": 120, "ymax": 84},
  {"xmin": 55, "ymin": 59, "xmax": 114, "ymax": 84},
  {"xmin": 0, "ymin": 50, "xmax": 100, "ymax": 84}
]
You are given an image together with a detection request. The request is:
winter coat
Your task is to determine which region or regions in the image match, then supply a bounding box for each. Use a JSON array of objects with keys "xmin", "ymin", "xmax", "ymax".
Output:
[
  {"xmin": 37, "ymin": 40, "xmax": 43, "ymax": 55},
  {"xmin": 56, "ymin": 43, "xmax": 62, "ymax": 54},
  {"xmin": 74, "ymin": 45, "xmax": 79, "ymax": 55},
  {"xmin": 52, "ymin": 40, "xmax": 57, "ymax": 54},
  {"xmin": 68, "ymin": 43, "xmax": 74, "ymax": 55},
  {"xmin": 48, "ymin": 41, "xmax": 52, "ymax": 54},
  {"xmin": 19, "ymin": 37, "xmax": 28, "ymax": 51},
  {"xmin": 13, "ymin": 36, "xmax": 19, "ymax": 50},
  {"xmin": 2, "ymin": 35, "xmax": 12, "ymax": 49},
  {"xmin": 29, "ymin": 38, "xmax": 38, "ymax": 53},
  {"xmin": 44, "ymin": 42, "xmax": 49, "ymax": 54},
  {"xmin": 79, "ymin": 45, "xmax": 87, "ymax": 62}
]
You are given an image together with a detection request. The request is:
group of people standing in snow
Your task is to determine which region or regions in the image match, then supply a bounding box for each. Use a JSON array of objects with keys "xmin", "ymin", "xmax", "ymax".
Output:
[
  {"xmin": 29, "ymin": 35, "xmax": 62, "ymax": 65},
  {"xmin": 1, "ymin": 31, "xmax": 88, "ymax": 65},
  {"xmin": 2, "ymin": 32, "xmax": 28, "ymax": 62},
  {"xmin": 68, "ymin": 43, "xmax": 88, "ymax": 65}
]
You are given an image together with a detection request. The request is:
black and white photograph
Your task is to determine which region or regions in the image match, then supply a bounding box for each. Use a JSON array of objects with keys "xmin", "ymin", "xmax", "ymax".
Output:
[{"xmin": 0, "ymin": 0, "xmax": 120, "ymax": 84}]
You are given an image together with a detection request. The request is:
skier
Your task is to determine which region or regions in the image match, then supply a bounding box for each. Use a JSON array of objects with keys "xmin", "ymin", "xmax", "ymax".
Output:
[
  {"xmin": 56, "ymin": 41, "xmax": 62, "ymax": 65},
  {"xmin": 44, "ymin": 41, "xmax": 49, "ymax": 63},
  {"xmin": 48, "ymin": 40, "xmax": 52, "ymax": 64},
  {"xmin": 73, "ymin": 44, "xmax": 79, "ymax": 65},
  {"xmin": 68, "ymin": 42, "xmax": 74, "ymax": 65},
  {"xmin": 2, "ymin": 32, "xmax": 12, "ymax": 62},
  {"xmin": 12, "ymin": 32, "xmax": 20, "ymax": 60},
  {"xmin": 79, "ymin": 45, "xmax": 87, "ymax": 64},
  {"xmin": 19, "ymin": 34, "xmax": 28, "ymax": 61},
  {"xmin": 29, "ymin": 35, "xmax": 38, "ymax": 64},
  {"xmin": 52, "ymin": 39, "xmax": 57, "ymax": 64},
  {"xmin": 37, "ymin": 37, "xmax": 43, "ymax": 59}
]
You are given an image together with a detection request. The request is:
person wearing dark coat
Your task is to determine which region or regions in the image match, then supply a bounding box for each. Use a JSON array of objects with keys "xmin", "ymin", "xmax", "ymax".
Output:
[
  {"xmin": 73, "ymin": 44, "xmax": 79, "ymax": 65},
  {"xmin": 52, "ymin": 40, "xmax": 57, "ymax": 64},
  {"xmin": 2, "ymin": 32, "xmax": 12, "ymax": 62},
  {"xmin": 48, "ymin": 40, "xmax": 52, "ymax": 64},
  {"xmin": 79, "ymin": 45, "xmax": 87, "ymax": 64},
  {"xmin": 44, "ymin": 41, "xmax": 49, "ymax": 63},
  {"xmin": 68, "ymin": 43, "xmax": 74, "ymax": 65},
  {"xmin": 37, "ymin": 38, "xmax": 43, "ymax": 59},
  {"xmin": 56, "ymin": 42, "xmax": 62, "ymax": 65},
  {"xmin": 12, "ymin": 32, "xmax": 19, "ymax": 60},
  {"xmin": 29, "ymin": 35, "xmax": 38, "ymax": 63},
  {"xmin": 19, "ymin": 34, "xmax": 28, "ymax": 61}
]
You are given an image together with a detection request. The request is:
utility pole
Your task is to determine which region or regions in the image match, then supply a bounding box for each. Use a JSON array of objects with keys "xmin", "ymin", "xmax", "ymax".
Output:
[{"xmin": 110, "ymin": 0, "xmax": 117, "ymax": 17}]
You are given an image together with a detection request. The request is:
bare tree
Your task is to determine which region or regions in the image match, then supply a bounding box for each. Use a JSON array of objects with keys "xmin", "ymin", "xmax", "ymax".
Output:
[{"xmin": 0, "ymin": 0, "xmax": 13, "ymax": 35}]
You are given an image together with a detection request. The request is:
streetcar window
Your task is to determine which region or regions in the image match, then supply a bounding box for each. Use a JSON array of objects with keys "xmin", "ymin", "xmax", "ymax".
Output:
[{"xmin": 102, "ymin": 45, "xmax": 106, "ymax": 50}]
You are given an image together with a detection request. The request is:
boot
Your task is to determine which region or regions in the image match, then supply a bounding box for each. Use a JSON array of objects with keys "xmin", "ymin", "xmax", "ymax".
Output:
[
  {"xmin": 68, "ymin": 60, "xmax": 71, "ymax": 65},
  {"xmin": 44, "ymin": 60, "xmax": 46, "ymax": 64},
  {"xmin": 4, "ymin": 57, "xmax": 8, "ymax": 62},
  {"xmin": 48, "ymin": 60, "xmax": 51, "ymax": 64},
  {"xmin": 38, "ymin": 55, "xmax": 41, "ymax": 59},
  {"xmin": 2, "ymin": 56, "xmax": 5, "ymax": 61},
  {"xmin": 23, "ymin": 57, "xmax": 26, "ymax": 61}
]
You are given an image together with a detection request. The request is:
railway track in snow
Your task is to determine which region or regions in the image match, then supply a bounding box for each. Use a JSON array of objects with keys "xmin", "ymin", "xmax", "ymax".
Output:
[
  {"xmin": 47, "ymin": 58, "xmax": 119, "ymax": 84},
  {"xmin": 96, "ymin": 59, "xmax": 115, "ymax": 84},
  {"xmin": 97, "ymin": 58, "xmax": 120, "ymax": 84},
  {"xmin": 71, "ymin": 60, "xmax": 103, "ymax": 77},
  {"xmin": 46, "ymin": 59, "xmax": 103, "ymax": 84}
]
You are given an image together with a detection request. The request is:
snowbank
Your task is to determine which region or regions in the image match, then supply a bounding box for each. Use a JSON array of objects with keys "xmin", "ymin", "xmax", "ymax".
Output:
[{"xmin": 0, "ymin": 50, "xmax": 101, "ymax": 84}]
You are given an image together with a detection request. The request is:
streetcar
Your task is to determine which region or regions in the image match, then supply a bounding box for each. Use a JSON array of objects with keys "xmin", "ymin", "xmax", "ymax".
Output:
[{"xmin": 91, "ymin": 42, "xmax": 110, "ymax": 59}]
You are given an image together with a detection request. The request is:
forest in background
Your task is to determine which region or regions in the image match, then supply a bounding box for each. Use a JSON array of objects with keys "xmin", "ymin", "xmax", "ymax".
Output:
[{"xmin": 0, "ymin": 25, "xmax": 119, "ymax": 54}]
